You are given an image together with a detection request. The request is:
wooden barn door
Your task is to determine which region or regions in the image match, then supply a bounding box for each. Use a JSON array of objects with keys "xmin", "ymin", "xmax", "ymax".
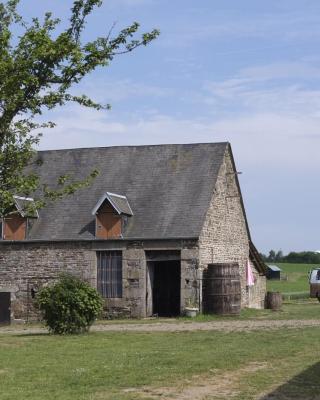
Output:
[{"xmin": 0, "ymin": 292, "xmax": 11, "ymax": 325}]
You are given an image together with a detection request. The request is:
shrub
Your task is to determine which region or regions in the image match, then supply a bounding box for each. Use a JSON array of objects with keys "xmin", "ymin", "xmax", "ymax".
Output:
[{"xmin": 37, "ymin": 273, "xmax": 103, "ymax": 334}]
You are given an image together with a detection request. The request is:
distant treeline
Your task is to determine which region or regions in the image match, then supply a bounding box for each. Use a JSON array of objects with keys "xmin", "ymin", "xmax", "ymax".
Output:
[{"xmin": 260, "ymin": 250, "xmax": 320, "ymax": 264}]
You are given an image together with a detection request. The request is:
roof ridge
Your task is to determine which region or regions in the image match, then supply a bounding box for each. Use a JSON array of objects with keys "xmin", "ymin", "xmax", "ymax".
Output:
[{"xmin": 37, "ymin": 142, "xmax": 229, "ymax": 153}]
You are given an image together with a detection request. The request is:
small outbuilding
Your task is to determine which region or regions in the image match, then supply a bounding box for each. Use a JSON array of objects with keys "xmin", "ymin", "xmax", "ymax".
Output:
[{"xmin": 267, "ymin": 265, "xmax": 282, "ymax": 280}]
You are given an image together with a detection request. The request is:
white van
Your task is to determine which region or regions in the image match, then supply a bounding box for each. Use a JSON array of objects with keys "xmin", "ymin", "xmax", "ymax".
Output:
[{"xmin": 309, "ymin": 268, "xmax": 320, "ymax": 299}]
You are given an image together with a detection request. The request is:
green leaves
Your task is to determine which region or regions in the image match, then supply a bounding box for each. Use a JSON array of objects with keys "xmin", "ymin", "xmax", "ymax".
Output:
[
  {"xmin": 69, "ymin": 0, "xmax": 103, "ymax": 42},
  {"xmin": 0, "ymin": 0, "xmax": 159, "ymax": 216},
  {"xmin": 41, "ymin": 169, "xmax": 100, "ymax": 203},
  {"xmin": 36, "ymin": 273, "xmax": 103, "ymax": 334}
]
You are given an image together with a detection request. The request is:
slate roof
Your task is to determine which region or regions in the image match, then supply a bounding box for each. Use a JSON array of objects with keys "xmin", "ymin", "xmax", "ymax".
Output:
[{"xmin": 27, "ymin": 142, "xmax": 228, "ymax": 241}]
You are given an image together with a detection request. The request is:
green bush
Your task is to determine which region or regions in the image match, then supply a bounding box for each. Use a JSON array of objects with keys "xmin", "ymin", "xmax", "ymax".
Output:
[{"xmin": 37, "ymin": 273, "xmax": 103, "ymax": 334}]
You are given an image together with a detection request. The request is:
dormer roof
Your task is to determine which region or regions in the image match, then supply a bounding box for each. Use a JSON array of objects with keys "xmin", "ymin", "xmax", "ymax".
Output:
[
  {"xmin": 12, "ymin": 196, "xmax": 39, "ymax": 219},
  {"xmin": 92, "ymin": 192, "xmax": 133, "ymax": 216}
]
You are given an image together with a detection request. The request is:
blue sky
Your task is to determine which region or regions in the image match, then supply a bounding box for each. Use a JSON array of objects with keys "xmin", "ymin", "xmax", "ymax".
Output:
[{"xmin": 19, "ymin": 0, "xmax": 320, "ymax": 254}]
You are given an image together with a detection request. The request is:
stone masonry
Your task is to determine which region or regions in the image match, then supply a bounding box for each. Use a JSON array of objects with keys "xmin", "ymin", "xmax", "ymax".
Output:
[
  {"xmin": 199, "ymin": 147, "xmax": 266, "ymax": 309},
  {"xmin": 0, "ymin": 239, "xmax": 201, "ymax": 321},
  {"xmin": 0, "ymin": 242, "xmax": 96, "ymax": 320}
]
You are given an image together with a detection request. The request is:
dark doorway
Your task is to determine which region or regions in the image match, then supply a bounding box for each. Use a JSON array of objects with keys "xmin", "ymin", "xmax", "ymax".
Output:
[
  {"xmin": 149, "ymin": 260, "xmax": 181, "ymax": 317},
  {"xmin": 0, "ymin": 292, "xmax": 11, "ymax": 325}
]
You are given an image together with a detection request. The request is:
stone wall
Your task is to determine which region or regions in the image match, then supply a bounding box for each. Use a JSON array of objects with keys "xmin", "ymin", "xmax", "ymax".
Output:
[
  {"xmin": 102, "ymin": 244, "xmax": 147, "ymax": 319},
  {"xmin": 0, "ymin": 242, "xmax": 96, "ymax": 321},
  {"xmin": 248, "ymin": 262, "xmax": 266, "ymax": 309},
  {"xmin": 0, "ymin": 239, "xmax": 200, "ymax": 321},
  {"xmin": 198, "ymin": 147, "xmax": 266, "ymax": 309},
  {"xmin": 0, "ymin": 240, "xmax": 149, "ymax": 321},
  {"xmin": 180, "ymin": 242, "xmax": 199, "ymax": 311}
]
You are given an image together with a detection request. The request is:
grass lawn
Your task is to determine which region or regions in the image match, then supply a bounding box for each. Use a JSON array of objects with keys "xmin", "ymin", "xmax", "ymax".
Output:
[
  {"xmin": 178, "ymin": 300, "xmax": 320, "ymax": 321},
  {"xmin": 267, "ymin": 263, "xmax": 316, "ymax": 297},
  {"xmin": 0, "ymin": 327, "xmax": 320, "ymax": 400}
]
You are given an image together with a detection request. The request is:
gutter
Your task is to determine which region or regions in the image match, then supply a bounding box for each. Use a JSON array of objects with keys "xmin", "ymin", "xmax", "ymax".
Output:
[{"xmin": 0, "ymin": 236, "xmax": 199, "ymax": 245}]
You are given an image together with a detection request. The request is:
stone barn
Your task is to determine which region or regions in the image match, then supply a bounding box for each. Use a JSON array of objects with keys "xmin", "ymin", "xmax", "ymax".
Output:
[{"xmin": 0, "ymin": 142, "xmax": 266, "ymax": 323}]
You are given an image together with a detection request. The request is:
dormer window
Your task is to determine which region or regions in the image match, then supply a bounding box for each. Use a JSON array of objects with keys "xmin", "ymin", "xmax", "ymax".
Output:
[
  {"xmin": 1, "ymin": 196, "xmax": 39, "ymax": 240},
  {"xmin": 92, "ymin": 192, "xmax": 133, "ymax": 239}
]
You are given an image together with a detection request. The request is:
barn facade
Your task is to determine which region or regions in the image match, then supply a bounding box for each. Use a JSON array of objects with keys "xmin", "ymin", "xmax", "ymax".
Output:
[{"xmin": 0, "ymin": 142, "xmax": 266, "ymax": 322}]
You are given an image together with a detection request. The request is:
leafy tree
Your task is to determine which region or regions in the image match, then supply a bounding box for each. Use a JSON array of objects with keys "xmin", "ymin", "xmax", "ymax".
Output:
[
  {"xmin": 275, "ymin": 250, "xmax": 283, "ymax": 262},
  {"xmin": 0, "ymin": 0, "xmax": 159, "ymax": 217},
  {"xmin": 259, "ymin": 252, "xmax": 267, "ymax": 262},
  {"xmin": 267, "ymin": 250, "xmax": 276, "ymax": 262},
  {"xmin": 36, "ymin": 273, "xmax": 103, "ymax": 334},
  {"xmin": 283, "ymin": 251, "xmax": 320, "ymax": 264}
]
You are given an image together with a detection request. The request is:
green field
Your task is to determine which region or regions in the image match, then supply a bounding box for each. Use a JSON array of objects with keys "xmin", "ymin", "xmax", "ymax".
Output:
[
  {"xmin": 179, "ymin": 300, "xmax": 320, "ymax": 321},
  {"xmin": 267, "ymin": 263, "xmax": 316, "ymax": 298},
  {"xmin": 1, "ymin": 301, "xmax": 320, "ymax": 399},
  {"xmin": 0, "ymin": 327, "xmax": 320, "ymax": 400}
]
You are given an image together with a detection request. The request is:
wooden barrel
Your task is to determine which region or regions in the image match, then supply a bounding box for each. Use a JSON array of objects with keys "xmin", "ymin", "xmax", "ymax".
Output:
[
  {"xmin": 265, "ymin": 291, "xmax": 282, "ymax": 310},
  {"xmin": 202, "ymin": 263, "xmax": 241, "ymax": 315}
]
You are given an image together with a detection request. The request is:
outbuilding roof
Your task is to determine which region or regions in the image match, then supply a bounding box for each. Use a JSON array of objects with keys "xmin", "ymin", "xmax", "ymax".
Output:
[
  {"xmin": 267, "ymin": 265, "xmax": 282, "ymax": 272},
  {"xmin": 27, "ymin": 142, "xmax": 228, "ymax": 240}
]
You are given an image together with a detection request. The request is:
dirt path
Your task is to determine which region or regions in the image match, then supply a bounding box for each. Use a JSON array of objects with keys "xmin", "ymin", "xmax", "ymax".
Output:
[
  {"xmin": 122, "ymin": 361, "xmax": 269, "ymax": 400},
  {"xmin": 1, "ymin": 318, "xmax": 320, "ymax": 335}
]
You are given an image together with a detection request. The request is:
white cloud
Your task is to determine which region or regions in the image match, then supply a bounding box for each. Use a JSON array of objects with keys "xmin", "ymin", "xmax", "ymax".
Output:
[
  {"xmin": 38, "ymin": 107, "xmax": 320, "ymax": 170},
  {"xmin": 82, "ymin": 78, "xmax": 173, "ymax": 103},
  {"xmin": 202, "ymin": 61, "xmax": 320, "ymax": 115},
  {"xmin": 38, "ymin": 104, "xmax": 320, "ymax": 254},
  {"xmin": 240, "ymin": 61, "xmax": 320, "ymax": 81},
  {"xmin": 37, "ymin": 60, "xmax": 320, "ymax": 175}
]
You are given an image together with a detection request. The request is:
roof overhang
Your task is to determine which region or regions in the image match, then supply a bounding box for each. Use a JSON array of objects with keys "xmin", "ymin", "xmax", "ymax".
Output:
[{"xmin": 249, "ymin": 241, "xmax": 267, "ymax": 275}]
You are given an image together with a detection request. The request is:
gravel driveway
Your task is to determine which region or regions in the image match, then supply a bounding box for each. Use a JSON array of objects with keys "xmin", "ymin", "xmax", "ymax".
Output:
[{"xmin": 1, "ymin": 318, "xmax": 320, "ymax": 335}]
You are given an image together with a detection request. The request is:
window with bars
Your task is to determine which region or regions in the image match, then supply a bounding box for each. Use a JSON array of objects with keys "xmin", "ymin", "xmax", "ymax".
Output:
[{"xmin": 97, "ymin": 251, "xmax": 123, "ymax": 298}]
